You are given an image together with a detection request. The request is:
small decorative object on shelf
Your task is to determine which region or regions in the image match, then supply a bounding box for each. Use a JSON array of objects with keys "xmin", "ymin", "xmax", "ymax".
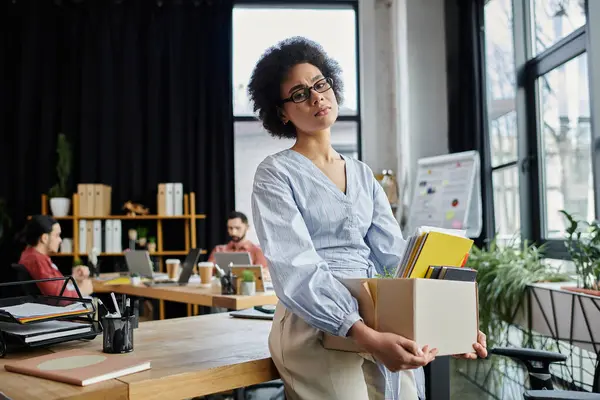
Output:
[
  {"xmin": 48, "ymin": 133, "xmax": 72, "ymax": 217},
  {"xmin": 240, "ymin": 270, "xmax": 256, "ymax": 296},
  {"xmin": 122, "ymin": 201, "xmax": 150, "ymax": 216},
  {"xmin": 147, "ymin": 237, "xmax": 157, "ymax": 253},
  {"xmin": 136, "ymin": 226, "xmax": 148, "ymax": 247},
  {"xmin": 127, "ymin": 229, "xmax": 137, "ymax": 250}
]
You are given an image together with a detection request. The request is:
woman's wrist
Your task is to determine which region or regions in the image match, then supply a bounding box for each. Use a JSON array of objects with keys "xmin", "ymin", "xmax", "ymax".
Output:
[{"xmin": 348, "ymin": 321, "xmax": 377, "ymax": 350}]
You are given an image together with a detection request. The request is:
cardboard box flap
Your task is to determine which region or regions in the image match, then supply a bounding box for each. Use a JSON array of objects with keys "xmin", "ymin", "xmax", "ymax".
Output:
[{"xmin": 339, "ymin": 279, "xmax": 376, "ymax": 328}]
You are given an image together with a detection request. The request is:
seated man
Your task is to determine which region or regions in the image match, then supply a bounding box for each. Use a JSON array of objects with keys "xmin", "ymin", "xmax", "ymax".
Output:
[
  {"xmin": 208, "ymin": 211, "xmax": 268, "ymax": 270},
  {"xmin": 18, "ymin": 215, "xmax": 93, "ymax": 297}
]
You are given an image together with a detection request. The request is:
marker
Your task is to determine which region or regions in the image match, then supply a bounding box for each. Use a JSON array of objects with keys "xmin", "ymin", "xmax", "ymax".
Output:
[{"xmin": 110, "ymin": 292, "xmax": 122, "ymax": 317}]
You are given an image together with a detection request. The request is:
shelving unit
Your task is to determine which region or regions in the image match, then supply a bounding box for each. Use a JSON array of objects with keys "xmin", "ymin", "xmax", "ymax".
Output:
[{"xmin": 37, "ymin": 192, "xmax": 207, "ymax": 272}]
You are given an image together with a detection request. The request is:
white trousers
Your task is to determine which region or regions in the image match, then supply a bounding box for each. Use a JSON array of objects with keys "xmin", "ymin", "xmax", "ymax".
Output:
[{"xmin": 269, "ymin": 303, "xmax": 419, "ymax": 400}]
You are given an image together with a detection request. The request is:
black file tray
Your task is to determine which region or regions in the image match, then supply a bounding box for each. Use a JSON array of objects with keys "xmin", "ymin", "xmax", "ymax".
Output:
[{"xmin": 0, "ymin": 276, "xmax": 101, "ymax": 357}]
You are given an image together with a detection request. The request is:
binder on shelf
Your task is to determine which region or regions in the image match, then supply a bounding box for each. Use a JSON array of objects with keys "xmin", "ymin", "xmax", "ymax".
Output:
[
  {"xmin": 105, "ymin": 220, "xmax": 114, "ymax": 253},
  {"xmin": 78, "ymin": 220, "xmax": 87, "ymax": 254},
  {"xmin": 173, "ymin": 183, "xmax": 183, "ymax": 216},
  {"xmin": 112, "ymin": 220, "xmax": 122, "ymax": 253},
  {"xmin": 165, "ymin": 183, "xmax": 174, "ymax": 216}
]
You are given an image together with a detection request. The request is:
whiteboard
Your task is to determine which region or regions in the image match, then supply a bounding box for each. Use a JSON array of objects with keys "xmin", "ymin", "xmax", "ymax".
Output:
[{"xmin": 404, "ymin": 150, "xmax": 482, "ymax": 238}]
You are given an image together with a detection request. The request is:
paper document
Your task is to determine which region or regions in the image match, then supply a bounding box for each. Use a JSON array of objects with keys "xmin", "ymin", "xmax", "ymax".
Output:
[
  {"xmin": 0, "ymin": 320, "xmax": 91, "ymax": 343},
  {"xmin": 0, "ymin": 302, "xmax": 87, "ymax": 318}
]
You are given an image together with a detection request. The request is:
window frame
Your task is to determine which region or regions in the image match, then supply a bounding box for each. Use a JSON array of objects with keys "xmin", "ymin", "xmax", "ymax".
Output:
[
  {"xmin": 231, "ymin": 1, "xmax": 362, "ymax": 161},
  {"xmin": 480, "ymin": 0, "xmax": 595, "ymax": 259}
]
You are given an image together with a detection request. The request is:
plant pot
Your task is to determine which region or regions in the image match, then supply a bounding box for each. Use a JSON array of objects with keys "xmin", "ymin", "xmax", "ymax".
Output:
[
  {"xmin": 561, "ymin": 286, "xmax": 600, "ymax": 297},
  {"xmin": 138, "ymin": 237, "xmax": 147, "ymax": 247},
  {"xmin": 131, "ymin": 276, "xmax": 141, "ymax": 285},
  {"xmin": 50, "ymin": 197, "xmax": 71, "ymax": 217},
  {"xmin": 241, "ymin": 281, "xmax": 256, "ymax": 296},
  {"xmin": 147, "ymin": 242, "xmax": 156, "ymax": 253}
]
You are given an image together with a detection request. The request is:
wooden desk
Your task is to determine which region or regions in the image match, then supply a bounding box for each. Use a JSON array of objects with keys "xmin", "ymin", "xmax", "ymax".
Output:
[
  {"xmin": 0, "ymin": 314, "xmax": 278, "ymax": 400},
  {"xmin": 93, "ymin": 275, "xmax": 278, "ymax": 319}
]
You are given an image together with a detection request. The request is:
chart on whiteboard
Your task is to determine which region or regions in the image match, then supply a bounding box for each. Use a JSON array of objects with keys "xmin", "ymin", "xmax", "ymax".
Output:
[{"xmin": 405, "ymin": 151, "xmax": 481, "ymax": 238}]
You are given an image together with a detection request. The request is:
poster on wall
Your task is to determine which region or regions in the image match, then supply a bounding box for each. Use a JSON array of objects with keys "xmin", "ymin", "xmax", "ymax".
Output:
[{"xmin": 405, "ymin": 150, "xmax": 482, "ymax": 238}]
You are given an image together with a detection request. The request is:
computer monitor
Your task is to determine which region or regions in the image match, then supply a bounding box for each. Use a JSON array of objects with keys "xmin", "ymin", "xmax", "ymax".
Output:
[{"xmin": 214, "ymin": 252, "xmax": 251, "ymax": 273}]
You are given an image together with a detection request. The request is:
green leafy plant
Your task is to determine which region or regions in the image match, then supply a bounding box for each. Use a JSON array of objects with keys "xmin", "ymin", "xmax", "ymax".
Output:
[
  {"xmin": 242, "ymin": 270, "xmax": 255, "ymax": 283},
  {"xmin": 48, "ymin": 133, "xmax": 72, "ymax": 198},
  {"xmin": 131, "ymin": 272, "xmax": 140, "ymax": 278},
  {"xmin": 375, "ymin": 266, "xmax": 396, "ymax": 279},
  {"xmin": 72, "ymin": 256, "xmax": 84, "ymax": 267},
  {"xmin": 136, "ymin": 226, "xmax": 148, "ymax": 238},
  {"xmin": 560, "ymin": 210, "xmax": 600, "ymax": 290},
  {"xmin": 467, "ymin": 235, "xmax": 568, "ymax": 345},
  {"xmin": 149, "ymin": 236, "xmax": 156, "ymax": 244}
]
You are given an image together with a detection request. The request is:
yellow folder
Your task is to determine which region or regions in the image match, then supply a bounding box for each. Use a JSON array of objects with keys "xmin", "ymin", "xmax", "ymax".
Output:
[{"xmin": 407, "ymin": 232, "xmax": 474, "ymax": 278}]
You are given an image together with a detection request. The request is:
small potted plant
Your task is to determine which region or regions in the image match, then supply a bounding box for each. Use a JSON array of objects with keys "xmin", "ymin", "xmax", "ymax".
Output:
[
  {"xmin": 137, "ymin": 226, "xmax": 148, "ymax": 247},
  {"xmin": 240, "ymin": 270, "xmax": 256, "ymax": 296},
  {"xmin": 131, "ymin": 272, "xmax": 141, "ymax": 286},
  {"xmin": 147, "ymin": 236, "xmax": 157, "ymax": 253},
  {"xmin": 48, "ymin": 133, "xmax": 72, "ymax": 217}
]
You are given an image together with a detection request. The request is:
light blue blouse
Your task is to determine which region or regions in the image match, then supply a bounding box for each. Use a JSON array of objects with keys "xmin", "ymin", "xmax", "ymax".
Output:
[{"xmin": 251, "ymin": 149, "xmax": 425, "ymax": 399}]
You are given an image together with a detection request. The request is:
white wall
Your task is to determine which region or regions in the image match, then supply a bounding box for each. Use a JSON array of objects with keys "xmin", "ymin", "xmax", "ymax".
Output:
[{"xmin": 359, "ymin": 0, "xmax": 449, "ymax": 206}]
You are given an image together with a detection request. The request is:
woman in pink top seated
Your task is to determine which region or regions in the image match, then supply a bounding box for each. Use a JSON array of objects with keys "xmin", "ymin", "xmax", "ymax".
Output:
[{"xmin": 17, "ymin": 215, "xmax": 93, "ymax": 297}]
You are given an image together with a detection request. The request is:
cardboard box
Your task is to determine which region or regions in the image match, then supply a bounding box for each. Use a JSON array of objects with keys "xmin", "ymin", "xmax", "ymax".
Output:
[{"xmin": 322, "ymin": 278, "xmax": 479, "ymax": 356}]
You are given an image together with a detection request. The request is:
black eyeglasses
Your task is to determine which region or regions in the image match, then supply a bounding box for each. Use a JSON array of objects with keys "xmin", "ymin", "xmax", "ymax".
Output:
[{"xmin": 281, "ymin": 77, "xmax": 333, "ymax": 104}]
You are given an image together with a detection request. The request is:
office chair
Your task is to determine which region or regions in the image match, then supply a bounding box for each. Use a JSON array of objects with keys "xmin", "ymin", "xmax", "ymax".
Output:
[
  {"xmin": 10, "ymin": 264, "xmax": 41, "ymax": 296},
  {"xmin": 490, "ymin": 347, "xmax": 600, "ymax": 400}
]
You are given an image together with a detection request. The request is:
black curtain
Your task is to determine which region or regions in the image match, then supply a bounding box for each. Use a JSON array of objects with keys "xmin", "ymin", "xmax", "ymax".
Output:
[
  {"xmin": 0, "ymin": 0, "xmax": 234, "ymax": 280},
  {"xmin": 445, "ymin": 0, "xmax": 493, "ymax": 245}
]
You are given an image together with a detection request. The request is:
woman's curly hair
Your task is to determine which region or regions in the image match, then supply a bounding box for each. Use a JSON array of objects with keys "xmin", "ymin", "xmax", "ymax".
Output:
[{"xmin": 247, "ymin": 36, "xmax": 344, "ymax": 139}]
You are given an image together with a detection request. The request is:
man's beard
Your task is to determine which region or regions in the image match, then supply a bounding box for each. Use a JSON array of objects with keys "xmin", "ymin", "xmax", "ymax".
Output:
[{"xmin": 230, "ymin": 235, "xmax": 245, "ymax": 243}]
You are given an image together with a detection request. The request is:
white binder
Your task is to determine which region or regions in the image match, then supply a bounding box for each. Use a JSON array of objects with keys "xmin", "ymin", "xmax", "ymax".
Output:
[
  {"xmin": 78, "ymin": 220, "xmax": 87, "ymax": 254},
  {"xmin": 173, "ymin": 183, "xmax": 183, "ymax": 216},
  {"xmin": 92, "ymin": 220, "xmax": 102, "ymax": 253},
  {"xmin": 112, "ymin": 220, "xmax": 122, "ymax": 253},
  {"xmin": 104, "ymin": 220, "xmax": 114, "ymax": 253},
  {"xmin": 165, "ymin": 183, "xmax": 174, "ymax": 216}
]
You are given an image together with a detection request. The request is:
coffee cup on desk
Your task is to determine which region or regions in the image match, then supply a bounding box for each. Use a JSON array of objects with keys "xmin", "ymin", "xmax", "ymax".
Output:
[
  {"xmin": 197, "ymin": 262, "xmax": 214, "ymax": 285},
  {"xmin": 165, "ymin": 259, "xmax": 180, "ymax": 280}
]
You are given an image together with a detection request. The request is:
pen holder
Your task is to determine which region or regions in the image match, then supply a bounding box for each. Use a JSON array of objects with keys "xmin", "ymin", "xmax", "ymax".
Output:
[{"xmin": 101, "ymin": 315, "xmax": 135, "ymax": 354}]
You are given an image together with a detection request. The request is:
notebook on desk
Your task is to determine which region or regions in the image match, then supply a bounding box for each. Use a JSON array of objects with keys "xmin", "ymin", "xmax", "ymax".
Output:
[{"xmin": 3, "ymin": 349, "xmax": 151, "ymax": 386}]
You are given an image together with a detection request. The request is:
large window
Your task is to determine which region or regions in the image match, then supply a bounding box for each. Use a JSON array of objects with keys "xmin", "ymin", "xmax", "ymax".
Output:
[
  {"xmin": 232, "ymin": 5, "xmax": 360, "ymax": 241},
  {"xmin": 482, "ymin": 0, "xmax": 594, "ymax": 257},
  {"xmin": 484, "ymin": 0, "xmax": 521, "ymax": 243}
]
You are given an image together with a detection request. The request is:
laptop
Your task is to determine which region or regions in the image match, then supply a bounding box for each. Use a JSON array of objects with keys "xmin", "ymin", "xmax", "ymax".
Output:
[
  {"xmin": 214, "ymin": 252, "xmax": 252, "ymax": 273},
  {"xmin": 145, "ymin": 248, "xmax": 203, "ymax": 287},
  {"xmin": 124, "ymin": 250, "xmax": 166, "ymax": 279}
]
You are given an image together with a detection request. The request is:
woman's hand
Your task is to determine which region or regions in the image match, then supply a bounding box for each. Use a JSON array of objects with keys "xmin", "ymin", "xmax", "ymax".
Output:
[
  {"xmin": 349, "ymin": 322, "xmax": 438, "ymax": 372},
  {"xmin": 452, "ymin": 330, "xmax": 487, "ymax": 360},
  {"xmin": 72, "ymin": 265, "xmax": 90, "ymax": 281}
]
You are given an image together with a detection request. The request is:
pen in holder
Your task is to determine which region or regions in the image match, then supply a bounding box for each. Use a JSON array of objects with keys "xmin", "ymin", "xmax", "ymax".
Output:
[
  {"xmin": 101, "ymin": 315, "xmax": 135, "ymax": 354},
  {"xmin": 220, "ymin": 271, "xmax": 237, "ymax": 295}
]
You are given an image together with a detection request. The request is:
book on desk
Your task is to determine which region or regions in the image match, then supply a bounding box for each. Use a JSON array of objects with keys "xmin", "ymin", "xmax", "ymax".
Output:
[{"xmin": 3, "ymin": 349, "xmax": 151, "ymax": 386}]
